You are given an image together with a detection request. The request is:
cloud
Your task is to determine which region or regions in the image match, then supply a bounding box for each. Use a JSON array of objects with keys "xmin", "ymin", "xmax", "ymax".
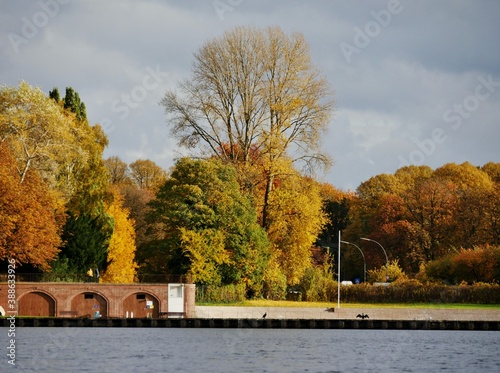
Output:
[{"xmin": 1, "ymin": 0, "xmax": 499, "ymax": 190}]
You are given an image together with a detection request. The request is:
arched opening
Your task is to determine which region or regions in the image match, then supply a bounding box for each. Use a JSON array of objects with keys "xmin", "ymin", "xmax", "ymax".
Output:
[
  {"xmin": 122, "ymin": 292, "xmax": 159, "ymax": 318},
  {"xmin": 18, "ymin": 291, "xmax": 56, "ymax": 317},
  {"xmin": 70, "ymin": 292, "xmax": 108, "ymax": 318}
]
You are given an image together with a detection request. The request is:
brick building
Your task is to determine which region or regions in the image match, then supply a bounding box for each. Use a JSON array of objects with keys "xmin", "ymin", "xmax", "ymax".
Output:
[{"xmin": 0, "ymin": 282, "xmax": 195, "ymax": 318}]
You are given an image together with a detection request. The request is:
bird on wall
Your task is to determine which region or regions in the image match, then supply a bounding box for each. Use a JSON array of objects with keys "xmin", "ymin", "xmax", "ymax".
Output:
[
  {"xmin": 356, "ymin": 313, "xmax": 369, "ymax": 319},
  {"xmin": 262, "ymin": 312, "xmax": 267, "ymax": 319}
]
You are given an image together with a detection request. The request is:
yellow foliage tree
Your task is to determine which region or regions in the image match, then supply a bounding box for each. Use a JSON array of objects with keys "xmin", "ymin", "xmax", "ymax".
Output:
[
  {"xmin": 266, "ymin": 169, "xmax": 327, "ymax": 285},
  {"xmin": 101, "ymin": 188, "xmax": 138, "ymax": 283},
  {"xmin": 180, "ymin": 228, "xmax": 231, "ymax": 285}
]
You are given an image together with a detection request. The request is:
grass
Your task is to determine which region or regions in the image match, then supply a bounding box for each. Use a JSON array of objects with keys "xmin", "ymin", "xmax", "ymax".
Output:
[{"xmin": 197, "ymin": 299, "xmax": 500, "ymax": 310}]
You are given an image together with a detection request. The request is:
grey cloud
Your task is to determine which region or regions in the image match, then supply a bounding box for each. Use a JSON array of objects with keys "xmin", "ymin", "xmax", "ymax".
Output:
[{"xmin": 1, "ymin": 0, "xmax": 499, "ymax": 190}]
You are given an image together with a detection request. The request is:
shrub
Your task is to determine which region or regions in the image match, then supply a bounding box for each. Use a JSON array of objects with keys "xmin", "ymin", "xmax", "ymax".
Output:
[
  {"xmin": 196, "ymin": 283, "xmax": 246, "ymax": 303},
  {"xmin": 367, "ymin": 259, "xmax": 407, "ymax": 283},
  {"xmin": 426, "ymin": 245, "xmax": 500, "ymax": 284},
  {"xmin": 262, "ymin": 256, "xmax": 288, "ymax": 300},
  {"xmin": 300, "ymin": 260, "xmax": 337, "ymax": 302},
  {"xmin": 341, "ymin": 280, "xmax": 500, "ymax": 304}
]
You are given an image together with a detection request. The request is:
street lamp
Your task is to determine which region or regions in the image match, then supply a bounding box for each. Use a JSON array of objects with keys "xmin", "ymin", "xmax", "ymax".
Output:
[
  {"xmin": 360, "ymin": 237, "xmax": 389, "ymax": 282},
  {"xmin": 338, "ymin": 231, "xmax": 341, "ymax": 309},
  {"xmin": 340, "ymin": 241, "xmax": 366, "ymax": 283}
]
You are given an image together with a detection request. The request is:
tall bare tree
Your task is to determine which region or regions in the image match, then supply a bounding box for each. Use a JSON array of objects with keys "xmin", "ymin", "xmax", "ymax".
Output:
[{"xmin": 162, "ymin": 26, "xmax": 334, "ymax": 228}]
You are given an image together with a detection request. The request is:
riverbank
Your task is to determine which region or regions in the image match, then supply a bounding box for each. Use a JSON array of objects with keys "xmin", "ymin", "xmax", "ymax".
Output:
[
  {"xmin": 2, "ymin": 316, "xmax": 499, "ymax": 330},
  {"xmin": 2, "ymin": 305, "xmax": 499, "ymax": 330}
]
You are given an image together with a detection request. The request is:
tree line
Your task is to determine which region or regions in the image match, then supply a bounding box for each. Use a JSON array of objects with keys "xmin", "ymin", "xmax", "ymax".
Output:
[{"xmin": 1, "ymin": 26, "xmax": 499, "ymax": 298}]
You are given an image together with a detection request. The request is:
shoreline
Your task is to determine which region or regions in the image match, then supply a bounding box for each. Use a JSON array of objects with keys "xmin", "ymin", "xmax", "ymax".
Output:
[
  {"xmin": 1, "ymin": 317, "xmax": 499, "ymax": 331},
  {"xmin": 2, "ymin": 306, "xmax": 499, "ymax": 330}
]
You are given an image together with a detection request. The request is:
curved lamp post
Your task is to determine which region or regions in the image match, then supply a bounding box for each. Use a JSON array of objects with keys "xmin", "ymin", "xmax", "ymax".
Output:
[
  {"xmin": 360, "ymin": 237, "xmax": 389, "ymax": 282},
  {"xmin": 340, "ymin": 240, "xmax": 366, "ymax": 283}
]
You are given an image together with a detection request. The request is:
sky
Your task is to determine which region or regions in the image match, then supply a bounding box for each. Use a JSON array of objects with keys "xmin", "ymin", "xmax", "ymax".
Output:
[{"xmin": 1, "ymin": 0, "xmax": 499, "ymax": 190}]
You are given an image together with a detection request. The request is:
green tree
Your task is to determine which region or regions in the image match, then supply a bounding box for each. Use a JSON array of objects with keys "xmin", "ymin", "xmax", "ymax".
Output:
[
  {"xmin": 57, "ymin": 211, "xmax": 111, "ymax": 274},
  {"xmin": 145, "ymin": 158, "xmax": 269, "ymax": 292},
  {"xmin": 49, "ymin": 87, "xmax": 60, "ymax": 103},
  {"xmin": 63, "ymin": 87, "xmax": 87, "ymax": 122},
  {"xmin": 317, "ymin": 183, "xmax": 353, "ymax": 247}
]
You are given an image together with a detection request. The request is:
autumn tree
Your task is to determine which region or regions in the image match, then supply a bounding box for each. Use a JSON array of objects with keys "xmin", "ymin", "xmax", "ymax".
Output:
[
  {"xmin": 104, "ymin": 156, "xmax": 131, "ymax": 185},
  {"xmin": 0, "ymin": 142, "xmax": 63, "ymax": 270},
  {"xmin": 144, "ymin": 158, "xmax": 269, "ymax": 292},
  {"xmin": 161, "ymin": 26, "xmax": 334, "ymax": 228},
  {"xmin": 347, "ymin": 162, "xmax": 500, "ymax": 277},
  {"xmin": 1, "ymin": 82, "xmax": 113, "ymax": 274},
  {"xmin": 433, "ymin": 162, "xmax": 494, "ymax": 248},
  {"xmin": 0, "ymin": 82, "xmax": 109, "ymax": 214},
  {"xmin": 346, "ymin": 173, "xmax": 405, "ymax": 242},
  {"xmin": 485, "ymin": 184, "xmax": 500, "ymax": 245},
  {"xmin": 129, "ymin": 159, "xmax": 167, "ymax": 191},
  {"xmin": 265, "ymin": 165, "xmax": 327, "ymax": 285},
  {"xmin": 482, "ymin": 162, "xmax": 500, "ymax": 183},
  {"xmin": 100, "ymin": 187, "xmax": 137, "ymax": 283},
  {"xmin": 179, "ymin": 228, "xmax": 230, "ymax": 285},
  {"xmin": 119, "ymin": 185, "xmax": 154, "ymax": 249},
  {"xmin": 0, "ymin": 81, "xmax": 73, "ymax": 185}
]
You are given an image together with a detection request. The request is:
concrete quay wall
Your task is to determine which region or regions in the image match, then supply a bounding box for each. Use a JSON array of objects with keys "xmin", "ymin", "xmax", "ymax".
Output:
[{"xmin": 2, "ymin": 317, "xmax": 500, "ymax": 331}]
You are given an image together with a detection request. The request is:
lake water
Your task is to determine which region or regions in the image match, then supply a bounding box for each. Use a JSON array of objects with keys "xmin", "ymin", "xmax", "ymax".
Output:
[{"xmin": 3, "ymin": 328, "xmax": 499, "ymax": 372}]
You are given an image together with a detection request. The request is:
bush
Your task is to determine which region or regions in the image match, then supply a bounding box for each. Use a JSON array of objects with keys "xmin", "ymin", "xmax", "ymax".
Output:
[
  {"xmin": 425, "ymin": 245, "xmax": 500, "ymax": 284},
  {"xmin": 367, "ymin": 259, "xmax": 407, "ymax": 283},
  {"xmin": 262, "ymin": 257, "xmax": 288, "ymax": 300},
  {"xmin": 338, "ymin": 280, "xmax": 500, "ymax": 304},
  {"xmin": 299, "ymin": 260, "xmax": 337, "ymax": 302},
  {"xmin": 196, "ymin": 283, "xmax": 246, "ymax": 303}
]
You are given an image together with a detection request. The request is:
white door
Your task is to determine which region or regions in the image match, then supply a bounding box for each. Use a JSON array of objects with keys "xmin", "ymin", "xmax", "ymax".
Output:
[{"xmin": 167, "ymin": 284, "xmax": 184, "ymax": 316}]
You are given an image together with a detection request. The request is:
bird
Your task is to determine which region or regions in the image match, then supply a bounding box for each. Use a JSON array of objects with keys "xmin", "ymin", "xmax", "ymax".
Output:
[
  {"xmin": 262, "ymin": 312, "xmax": 267, "ymax": 319},
  {"xmin": 356, "ymin": 313, "xmax": 369, "ymax": 319},
  {"xmin": 325, "ymin": 307, "xmax": 335, "ymax": 313}
]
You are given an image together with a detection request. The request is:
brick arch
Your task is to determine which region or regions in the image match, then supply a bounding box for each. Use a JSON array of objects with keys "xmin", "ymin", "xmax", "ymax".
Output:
[
  {"xmin": 70, "ymin": 291, "xmax": 108, "ymax": 318},
  {"xmin": 18, "ymin": 291, "xmax": 56, "ymax": 317},
  {"xmin": 121, "ymin": 291, "xmax": 160, "ymax": 318}
]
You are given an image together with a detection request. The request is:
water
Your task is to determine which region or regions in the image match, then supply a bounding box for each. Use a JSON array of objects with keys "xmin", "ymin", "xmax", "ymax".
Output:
[{"xmin": 3, "ymin": 328, "xmax": 499, "ymax": 372}]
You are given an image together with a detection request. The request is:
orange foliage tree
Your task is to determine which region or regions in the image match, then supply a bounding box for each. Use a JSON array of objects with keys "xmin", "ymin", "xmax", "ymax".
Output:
[
  {"xmin": 0, "ymin": 143, "xmax": 63, "ymax": 270},
  {"xmin": 345, "ymin": 162, "xmax": 500, "ymax": 277}
]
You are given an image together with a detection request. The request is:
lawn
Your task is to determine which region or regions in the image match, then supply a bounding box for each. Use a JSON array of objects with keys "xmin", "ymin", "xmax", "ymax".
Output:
[{"xmin": 197, "ymin": 299, "xmax": 500, "ymax": 310}]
